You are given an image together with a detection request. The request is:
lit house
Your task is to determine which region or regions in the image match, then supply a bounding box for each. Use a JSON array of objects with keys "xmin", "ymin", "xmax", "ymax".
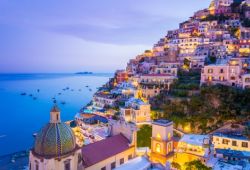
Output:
[
  {"xmin": 120, "ymin": 98, "xmax": 151, "ymax": 123},
  {"xmin": 93, "ymin": 93, "xmax": 118, "ymax": 109},
  {"xmin": 213, "ymin": 133, "xmax": 250, "ymax": 152},
  {"xmin": 151, "ymin": 120, "xmax": 174, "ymax": 157},
  {"xmin": 212, "ymin": 133, "xmax": 250, "ymax": 162},
  {"xmin": 242, "ymin": 74, "xmax": 250, "ymax": 89},
  {"xmin": 139, "ymin": 74, "xmax": 177, "ymax": 99},
  {"xmin": 201, "ymin": 58, "xmax": 244, "ymax": 87},
  {"xmin": 176, "ymin": 134, "xmax": 210, "ymax": 159},
  {"xmin": 239, "ymin": 39, "xmax": 250, "ymax": 56},
  {"xmin": 115, "ymin": 70, "xmax": 129, "ymax": 84},
  {"xmin": 151, "ymin": 62, "xmax": 179, "ymax": 76}
]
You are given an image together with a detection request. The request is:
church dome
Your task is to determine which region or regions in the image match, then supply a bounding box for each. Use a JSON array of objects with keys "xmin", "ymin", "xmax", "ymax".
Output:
[{"xmin": 33, "ymin": 106, "xmax": 76, "ymax": 158}]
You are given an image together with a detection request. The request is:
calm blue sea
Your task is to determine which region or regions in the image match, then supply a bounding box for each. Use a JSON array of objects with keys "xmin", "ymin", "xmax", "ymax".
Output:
[{"xmin": 0, "ymin": 73, "xmax": 112, "ymax": 156}]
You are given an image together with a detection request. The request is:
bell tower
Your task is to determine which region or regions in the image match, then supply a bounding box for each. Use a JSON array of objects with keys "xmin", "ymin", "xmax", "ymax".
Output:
[
  {"xmin": 151, "ymin": 119, "xmax": 173, "ymax": 156},
  {"xmin": 50, "ymin": 105, "xmax": 61, "ymax": 123}
]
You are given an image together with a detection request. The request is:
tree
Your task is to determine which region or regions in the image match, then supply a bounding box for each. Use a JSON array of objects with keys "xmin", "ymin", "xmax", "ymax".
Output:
[
  {"xmin": 172, "ymin": 162, "xmax": 181, "ymax": 170},
  {"xmin": 185, "ymin": 160, "xmax": 211, "ymax": 170},
  {"xmin": 137, "ymin": 125, "xmax": 152, "ymax": 148}
]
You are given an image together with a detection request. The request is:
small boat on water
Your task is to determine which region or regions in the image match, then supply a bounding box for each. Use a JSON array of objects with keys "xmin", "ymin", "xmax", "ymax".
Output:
[
  {"xmin": 20, "ymin": 93, "xmax": 26, "ymax": 96},
  {"xmin": 61, "ymin": 101, "xmax": 66, "ymax": 105},
  {"xmin": 53, "ymin": 99, "xmax": 57, "ymax": 103},
  {"xmin": 85, "ymin": 85, "xmax": 89, "ymax": 88},
  {"xmin": 37, "ymin": 89, "xmax": 40, "ymax": 92},
  {"xmin": 33, "ymin": 97, "xmax": 37, "ymax": 100},
  {"xmin": 58, "ymin": 93, "xmax": 62, "ymax": 95},
  {"xmin": 89, "ymin": 89, "xmax": 92, "ymax": 91},
  {"xmin": 29, "ymin": 94, "xmax": 33, "ymax": 97}
]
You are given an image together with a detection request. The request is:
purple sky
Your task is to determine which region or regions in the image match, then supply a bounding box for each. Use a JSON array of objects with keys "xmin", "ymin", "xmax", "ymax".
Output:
[{"xmin": 0, "ymin": 0, "xmax": 210, "ymax": 73}]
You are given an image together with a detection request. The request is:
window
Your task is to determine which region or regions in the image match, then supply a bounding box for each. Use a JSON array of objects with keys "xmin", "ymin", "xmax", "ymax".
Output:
[
  {"xmin": 111, "ymin": 162, "xmax": 116, "ymax": 170},
  {"xmin": 208, "ymin": 69, "xmax": 213, "ymax": 73},
  {"xmin": 220, "ymin": 69, "xmax": 224, "ymax": 73},
  {"xmin": 101, "ymin": 167, "xmax": 106, "ymax": 170},
  {"xmin": 168, "ymin": 133, "xmax": 171, "ymax": 140},
  {"xmin": 120, "ymin": 158, "xmax": 124, "ymax": 165},
  {"xmin": 222, "ymin": 139, "xmax": 229, "ymax": 145},
  {"xmin": 128, "ymin": 154, "xmax": 132, "ymax": 160},
  {"xmin": 35, "ymin": 160, "xmax": 39, "ymax": 170},
  {"xmin": 156, "ymin": 143, "xmax": 161, "ymax": 153},
  {"xmin": 78, "ymin": 154, "xmax": 82, "ymax": 164},
  {"xmin": 64, "ymin": 160, "xmax": 71, "ymax": 170},
  {"xmin": 242, "ymin": 142, "xmax": 248, "ymax": 148},
  {"xmin": 232, "ymin": 141, "xmax": 237, "ymax": 146}
]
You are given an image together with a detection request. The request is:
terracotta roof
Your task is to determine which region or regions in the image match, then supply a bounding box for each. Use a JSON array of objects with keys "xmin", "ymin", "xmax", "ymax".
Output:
[{"xmin": 82, "ymin": 134, "xmax": 131, "ymax": 167}]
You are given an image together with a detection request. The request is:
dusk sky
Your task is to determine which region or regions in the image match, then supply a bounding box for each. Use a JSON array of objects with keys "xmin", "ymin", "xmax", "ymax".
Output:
[{"xmin": 0, "ymin": 0, "xmax": 211, "ymax": 73}]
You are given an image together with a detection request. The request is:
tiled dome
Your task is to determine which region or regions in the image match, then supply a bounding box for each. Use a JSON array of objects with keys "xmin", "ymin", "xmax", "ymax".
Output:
[{"xmin": 34, "ymin": 122, "xmax": 76, "ymax": 158}]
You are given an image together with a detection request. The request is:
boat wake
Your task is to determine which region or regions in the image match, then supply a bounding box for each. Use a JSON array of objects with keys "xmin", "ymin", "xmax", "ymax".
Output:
[{"xmin": 0, "ymin": 135, "xmax": 6, "ymax": 138}]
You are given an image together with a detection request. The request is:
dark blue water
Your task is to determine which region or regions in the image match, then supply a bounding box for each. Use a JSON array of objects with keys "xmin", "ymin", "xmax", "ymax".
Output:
[{"xmin": 0, "ymin": 73, "xmax": 112, "ymax": 156}]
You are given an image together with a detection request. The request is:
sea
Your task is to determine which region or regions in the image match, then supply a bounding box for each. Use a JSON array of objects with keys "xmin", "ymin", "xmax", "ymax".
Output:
[{"xmin": 0, "ymin": 73, "xmax": 112, "ymax": 156}]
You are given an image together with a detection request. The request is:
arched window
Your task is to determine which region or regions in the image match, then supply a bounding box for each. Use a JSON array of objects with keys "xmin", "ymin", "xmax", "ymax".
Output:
[
  {"xmin": 156, "ymin": 143, "xmax": 161, "ymax": 153},
  {"xmin": 168, "ymin": 133, "xmax": 171, "ymax": 140},
  {"xmin": 35, "ymin": 160, "xmax": 39, "ymax": 170}
]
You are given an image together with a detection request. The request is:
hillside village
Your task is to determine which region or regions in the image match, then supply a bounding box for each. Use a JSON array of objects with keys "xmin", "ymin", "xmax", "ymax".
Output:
[{"xmin": 27, "ymin": 0, "xmax": 250, "ymax": 170}]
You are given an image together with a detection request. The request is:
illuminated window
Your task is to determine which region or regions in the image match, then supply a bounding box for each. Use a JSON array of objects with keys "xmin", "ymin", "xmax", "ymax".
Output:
[
  {"xmin": 208, "ymin": 69, "xmax": 213, "ymax": 73},
  {"xmin": 154, "ymin": 133, "xmax": 161, "ymax": 140},
  {"xmin": 219, "ymin": 76, "xmax": 224, "ymax": 81},
  {"xmin": 156, "ymin": 143, "xmax": 161, "ymax": 153},
  {"xmin": 168, "ymin": 133, "xmax": 171, "ymax": 140}
]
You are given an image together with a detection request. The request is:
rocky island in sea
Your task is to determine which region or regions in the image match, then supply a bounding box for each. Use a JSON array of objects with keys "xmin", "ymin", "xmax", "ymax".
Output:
[{"xmin": 1, "ymin": 0, "xmax": 250, "ymax": 170}]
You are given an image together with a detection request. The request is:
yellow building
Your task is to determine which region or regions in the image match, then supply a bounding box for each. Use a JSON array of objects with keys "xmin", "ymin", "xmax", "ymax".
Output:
[
  {"xmin": 213, "ymin": 133, "xmax": 250, "ymax": 152},
  {"xmin": 151, "ymin": 120, "xmax": 174, "ymax": 157}
]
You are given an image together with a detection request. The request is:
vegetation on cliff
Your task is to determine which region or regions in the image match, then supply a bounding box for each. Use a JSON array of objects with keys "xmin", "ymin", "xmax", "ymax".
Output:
[{"xmin": 150, "ymin": 70, "xmax": 250, "ymax": 134}]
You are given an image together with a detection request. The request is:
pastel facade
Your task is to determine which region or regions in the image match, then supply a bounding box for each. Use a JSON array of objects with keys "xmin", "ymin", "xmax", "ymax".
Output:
[
  {"xmin": 151, "ymin": 120, "xmax": 174, "ymax": 156},
  {"xmin": 115, "ymin": 70, "xmax": 128, "ymax": 84},
  {"xmin": 242, "ymin": 74, "xmax": 250, "ymax": 89},
  {"xmin": 120, "ymin": 98, "xmax": 151, "ymax": 123},
  {"xmin": 139, "ymin": 74, "xmax": 177, "ymax": 98},
  {"xmin": 213, "ymin": 133, "xmax": 250, "ymax": 152},
  {"xmin": 201, "ymin": 58, "xmax": 243, "ymax": 87},
  {"xmin": 213, "ymin": 133, "xmax": 250, "ymax": 162},
  {"xmin": 151, "ymin": 62, "xmax": 179, "ymax": 76},
  {"xmin": 239, "ymin": 39, "xmax": 250, "ymax": 56},
  {"xmin": 93, "ymin": 94, "xmax": 117, "ymax": 109},
  {"xmin": 176, "ymin": 134, "xmax": 210, "ymax": 158}
]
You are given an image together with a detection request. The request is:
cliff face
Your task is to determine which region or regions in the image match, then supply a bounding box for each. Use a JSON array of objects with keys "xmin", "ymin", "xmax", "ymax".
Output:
[{"xmin": 150, "ymin": 82, "xmax": 250, "ymax": 134}]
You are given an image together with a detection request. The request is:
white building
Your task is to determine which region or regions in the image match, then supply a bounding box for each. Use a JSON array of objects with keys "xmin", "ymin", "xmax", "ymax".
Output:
[{"xmin": 120, "ymin": 98, "xmax": 151, "ymax": 123}]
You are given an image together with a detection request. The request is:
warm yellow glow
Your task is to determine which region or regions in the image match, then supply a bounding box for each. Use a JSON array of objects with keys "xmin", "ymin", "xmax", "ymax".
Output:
[
  {"xmin": 168, "ymin": 133, "xmax": 171, "ymax": 140},
  {"xmin": 208, "ymin": 76, "xmax": 212, "ymax": 81},
  {"xmin": 156, "ymin": 143, "xmax": 161, "ymax": 153},
  {"xmin": 156, "ymin": 133, "xmax": 161, "ymax": 139},
  {"xmin": 184, "ymin": 124, "xmax": 191, "ymax": 133}
]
